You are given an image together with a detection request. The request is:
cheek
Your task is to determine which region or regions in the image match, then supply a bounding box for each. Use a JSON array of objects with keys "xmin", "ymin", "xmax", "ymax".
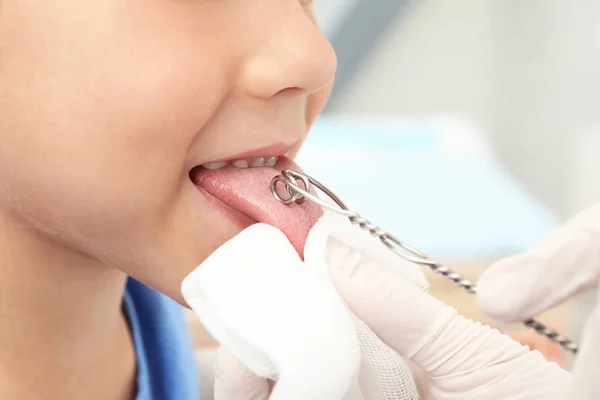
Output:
[
  {"xmin": 0, "ymin": 10, "xmax": 227, "ymax": 246},
  {"xmin": 0, "ymin": 138, "xmax": 181, "ymax": 247}
]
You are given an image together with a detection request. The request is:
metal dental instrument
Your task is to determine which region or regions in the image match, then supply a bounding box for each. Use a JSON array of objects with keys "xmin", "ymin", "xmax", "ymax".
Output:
[{"xmin": 271, "ymin": 169, "xmax": 579, "ymax": 354}]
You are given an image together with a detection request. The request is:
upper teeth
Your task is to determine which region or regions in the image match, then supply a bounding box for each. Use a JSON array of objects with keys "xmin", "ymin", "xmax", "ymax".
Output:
[{"xmin": 202, "ymin": 156, "xmax": 278, "ymax": 170}]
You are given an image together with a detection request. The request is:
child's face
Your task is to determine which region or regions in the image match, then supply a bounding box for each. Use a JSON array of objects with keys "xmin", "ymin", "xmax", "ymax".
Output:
[{"xmin": 0, "ymin": 1, "xmax": 335, "ymax": 302}]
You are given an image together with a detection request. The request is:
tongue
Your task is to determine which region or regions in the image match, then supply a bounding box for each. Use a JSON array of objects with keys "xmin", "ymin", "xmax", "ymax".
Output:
[{"xmin": 191, "ymin": 157, "xmax": 323, "ymax": 257}]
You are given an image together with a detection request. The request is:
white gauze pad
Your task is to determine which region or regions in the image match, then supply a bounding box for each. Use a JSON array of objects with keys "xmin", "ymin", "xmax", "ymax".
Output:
[{"xmin": 182, "ymin": 223, "xmax": 363, "ymax": 400}]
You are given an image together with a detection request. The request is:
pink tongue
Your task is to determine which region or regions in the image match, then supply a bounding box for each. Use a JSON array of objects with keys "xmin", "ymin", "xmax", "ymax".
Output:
[{"xmin": 192, "ymin": 157, "xmax": 323, "ymax": 257}]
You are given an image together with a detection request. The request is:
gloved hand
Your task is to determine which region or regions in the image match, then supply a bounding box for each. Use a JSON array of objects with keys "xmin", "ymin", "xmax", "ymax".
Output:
[
  {"xmin": 477, "ymin": 203, "xmax": 600, "ymax": 399},
  {"xmin": 212, "ymin": 214, "xmax": 571, "ymax": 400}
]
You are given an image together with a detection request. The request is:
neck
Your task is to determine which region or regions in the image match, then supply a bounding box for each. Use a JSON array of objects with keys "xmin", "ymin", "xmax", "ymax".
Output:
[{"xmin": 0, "ymin": 213, "xmax": 136, "ymax": 400}]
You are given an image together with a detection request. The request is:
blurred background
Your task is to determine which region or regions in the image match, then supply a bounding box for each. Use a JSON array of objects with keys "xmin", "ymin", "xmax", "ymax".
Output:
[{"xmin": 191, "ymin": 0, "xmax": 600, "ymax": 370}]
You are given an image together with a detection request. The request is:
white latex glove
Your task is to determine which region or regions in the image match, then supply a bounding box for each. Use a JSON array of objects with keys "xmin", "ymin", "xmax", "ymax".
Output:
[
  {"xmin": 326, "ymin": 238, "xmax": 571, "ymax": 399},
  {"xmin": 212, "ymin": 214, "xmax": 570, "ymax": 400},
  {"xmin": 477, "ymin": 203, "xmax": 600, "ymax": 399}
]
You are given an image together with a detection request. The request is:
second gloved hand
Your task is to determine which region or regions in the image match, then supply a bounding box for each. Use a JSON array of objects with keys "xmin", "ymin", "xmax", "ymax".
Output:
[{"xmin": 477, "ymin": 203, "xmax": 600, "ymax": 399}]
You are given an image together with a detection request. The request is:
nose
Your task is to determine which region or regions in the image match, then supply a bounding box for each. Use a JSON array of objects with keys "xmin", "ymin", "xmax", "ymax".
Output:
[{"xmin": 239, "ymin": 11, "xmax": 337, "ymax": 99}]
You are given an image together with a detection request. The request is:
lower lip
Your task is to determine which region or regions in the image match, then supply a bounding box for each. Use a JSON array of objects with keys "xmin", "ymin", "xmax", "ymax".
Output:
[{"xmin": 194, "ymin": 185, "xmax": 256, "ymax": 229}]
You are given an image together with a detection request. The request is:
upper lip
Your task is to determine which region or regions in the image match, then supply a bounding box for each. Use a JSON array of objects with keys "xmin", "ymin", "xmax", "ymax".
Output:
[{"xmin": 199, "ymin": 141, "xmax": 299, "ymax": 165}]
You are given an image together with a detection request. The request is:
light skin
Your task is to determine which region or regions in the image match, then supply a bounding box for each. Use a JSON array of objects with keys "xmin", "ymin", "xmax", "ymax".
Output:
[
  {"xmin": 510, "ymin": 329, "xmax": 564, "ymax": 364},
  {"xmin": 0, "ymin": 1, "xmax": 335, "ymax": 399}
]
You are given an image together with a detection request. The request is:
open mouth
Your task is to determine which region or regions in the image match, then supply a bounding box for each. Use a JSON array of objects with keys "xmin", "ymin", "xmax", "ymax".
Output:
[{"xmin": 189, "ymin": 154, "xmax": 323, "ymax": 256}]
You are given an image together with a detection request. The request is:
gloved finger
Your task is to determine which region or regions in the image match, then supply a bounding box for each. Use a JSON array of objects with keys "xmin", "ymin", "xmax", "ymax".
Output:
[
  {"xmin": 325, "ymin": 236, "xmax": 455, "ymax": 360},
  {"xmin": 214, "ymin": 346, "xmax": 270, "ymax": 400},
  {"xmin": 477, "ymin": 203, "xmax": 600, "ymax": 322}
]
